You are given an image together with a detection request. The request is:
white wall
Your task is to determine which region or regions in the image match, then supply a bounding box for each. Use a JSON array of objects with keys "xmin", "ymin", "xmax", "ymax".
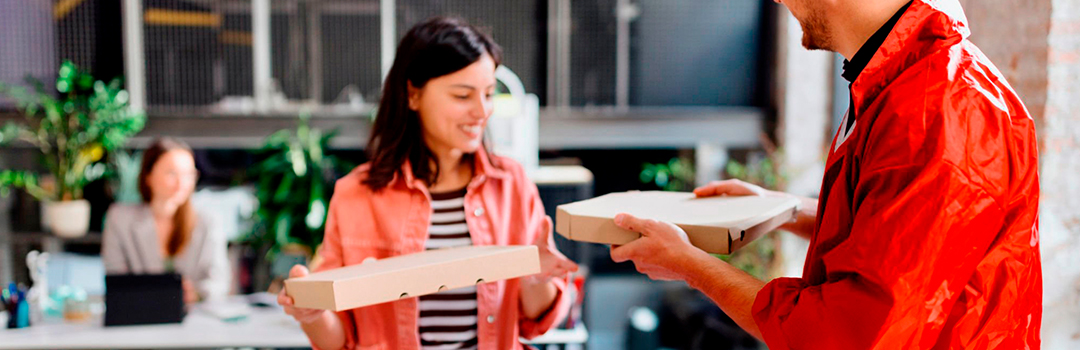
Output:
[{"xmin": 773, "ymin": 6, "xmax": 832, "ymax": 278}]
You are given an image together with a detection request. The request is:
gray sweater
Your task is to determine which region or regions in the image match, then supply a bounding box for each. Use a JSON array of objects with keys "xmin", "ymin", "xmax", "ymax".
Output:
[{"xmin": 101, "ymin": 204, "xmax": 231, "ymax": 301}]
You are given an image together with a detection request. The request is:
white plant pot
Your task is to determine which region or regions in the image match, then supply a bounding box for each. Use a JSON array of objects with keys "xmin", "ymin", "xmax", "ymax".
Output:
[{"xmin": 42, "ymin": 200, "xmax": 91, "ymax": 238}]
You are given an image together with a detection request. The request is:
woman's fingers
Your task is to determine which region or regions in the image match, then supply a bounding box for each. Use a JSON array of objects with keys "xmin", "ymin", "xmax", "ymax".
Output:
[
  {"xmin": 296, "ymin": 311, "xmax": 324, "ymax": 324},
  {"xmin": 294, "ymin": 308, "xmax": 321, "ymax": 317},
  {"xmin": 290, "ymin": 307, "xmax": 326, "ymax": 324},
  {"xmin": 281, "ymin": 295, "xmax": 325, "ymax": 324},
  {"xmin": 277, "ymin": 288, "xmax": 294, "ymax": 307},
  {"xmin": 278, "ymin": 264, "xmax": 329, "ymax": 325},
  {"xmin": 289, "ymin": 264, "xmax": 310, "ymax": 278},
  {"xmin": 535, "ymin": 216, "xmax": 554, "ymax": 248},
  {"xmin": 559, "ymin": 259, "xmax": 579, "ymax": 274},
  {"xmin": 279, "ymin": 264, "xmax": 304, "ymax": 308},
  {"xmin": 543, "ymin": 260, "xmax": 579, "ymax": 279}
]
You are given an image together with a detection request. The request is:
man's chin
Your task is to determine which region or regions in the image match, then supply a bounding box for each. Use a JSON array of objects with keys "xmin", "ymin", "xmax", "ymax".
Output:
[{"xmin": 801, "ymin": 33, "xmax": 829, "ymax": 51}]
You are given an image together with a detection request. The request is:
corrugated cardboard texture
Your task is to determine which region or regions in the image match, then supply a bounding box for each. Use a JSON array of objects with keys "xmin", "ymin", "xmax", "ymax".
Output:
[
  {"xmin": 556, "ymin": 191, "xmax": 798, "ymax": 254},
  {"xmin": 284, "ymin": 245, "xmax": 540, "ymax": 311}
]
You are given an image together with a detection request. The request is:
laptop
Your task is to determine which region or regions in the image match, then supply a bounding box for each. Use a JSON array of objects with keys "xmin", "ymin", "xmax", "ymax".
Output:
[{"xmin": 104, "ymin": 273, "xmax": 186, "ymax": 327}]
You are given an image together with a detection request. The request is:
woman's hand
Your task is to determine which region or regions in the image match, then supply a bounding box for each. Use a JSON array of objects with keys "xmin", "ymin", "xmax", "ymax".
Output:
[
  {"xmin": 278, "ymin": 265, "xmax": 330, "ymax": 324},
  {"xmin": 524, "ymin": 216, "xmax": 578, "ymax": 285},
  {"xmin": 278, "ymin": 264, "xmax": 348, "ymax": 350},
  {"xmin": 182, "ymin": 278, "xmax": 199, "ymax": 305},
  {"xmin": 519, "ymin": 216, "xmax": 578, "ymax": 320}
]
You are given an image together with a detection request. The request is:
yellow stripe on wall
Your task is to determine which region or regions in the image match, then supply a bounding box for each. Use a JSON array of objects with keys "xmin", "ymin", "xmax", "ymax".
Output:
[
  {"xmin": 220, "ymin": 30, "xmax": 253, "ymax": 46},
  {"xmin": 144, "ymin": 9, "xmax": 221, "ymax": 27},
  {"xmin": 53, "ymin": 0, "xmax": 85, "ymax": 19}
]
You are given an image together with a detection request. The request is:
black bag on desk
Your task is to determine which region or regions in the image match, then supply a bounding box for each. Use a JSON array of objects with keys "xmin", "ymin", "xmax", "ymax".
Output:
[{"xmin": 104, "ymin": 273, "xmax": 186, "ymax": 326}]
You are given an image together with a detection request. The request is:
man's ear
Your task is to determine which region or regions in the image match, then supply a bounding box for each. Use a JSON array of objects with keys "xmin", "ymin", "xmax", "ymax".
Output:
[{"xmin": 407, "ymin": 81, "xmax": 421, "ymax": 111}]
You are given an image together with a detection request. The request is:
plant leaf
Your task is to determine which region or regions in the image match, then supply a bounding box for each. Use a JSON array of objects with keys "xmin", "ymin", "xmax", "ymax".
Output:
[{"xmin": 273, "ymin": 172, "xmax": 295, "ymax": 204}]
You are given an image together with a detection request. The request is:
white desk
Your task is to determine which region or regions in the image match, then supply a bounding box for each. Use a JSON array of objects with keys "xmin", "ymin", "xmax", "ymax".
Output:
[
  {"xmin": 523, "ymin": 324, "xmax": 588, "ymax": 345},
  {"xmin": 0, "ymin": 298, "xmax": 587, "ymax": 350},
  {"xmin": 0, "ymin": 299, "xmax": 309, "ymax": 349}
]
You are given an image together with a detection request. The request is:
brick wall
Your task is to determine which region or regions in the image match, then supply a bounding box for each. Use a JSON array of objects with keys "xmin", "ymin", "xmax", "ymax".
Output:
[
  {"xmin": 1040, "ymin": 0, "xmax": 1080, "ymax": 347},
  {"xmin": 961, "ymin": 0, "xmax": 1080, "ymax": 346}
]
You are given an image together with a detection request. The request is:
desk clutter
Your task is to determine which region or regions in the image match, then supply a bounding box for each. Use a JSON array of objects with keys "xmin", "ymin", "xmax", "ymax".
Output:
[
  {"xmin": 2, "ymin": 283, "xmax": 29, "ymax": 329},
  {"xmin": 0, "ymin": 294, "xmax": 311, "ymax": 350}
]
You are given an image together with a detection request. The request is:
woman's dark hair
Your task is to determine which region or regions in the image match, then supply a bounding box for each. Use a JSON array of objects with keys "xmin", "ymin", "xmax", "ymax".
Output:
[
  {"xmin": 364, "ymin": 16, "xmax": 503, "ymax": 191},
  {"xmin": 139, "ymin": 137, "xmax": 198, "ymax": 258}
]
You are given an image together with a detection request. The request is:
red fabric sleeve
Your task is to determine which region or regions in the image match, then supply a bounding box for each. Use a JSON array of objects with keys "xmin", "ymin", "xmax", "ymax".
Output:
[{"xmin": 753, "ymin": 161, "xmax": 1004, "ymax": 349}]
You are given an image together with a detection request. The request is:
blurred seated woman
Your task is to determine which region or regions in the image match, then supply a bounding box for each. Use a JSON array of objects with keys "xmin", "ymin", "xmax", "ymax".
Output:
[{"xmin": 102, "ymin": 137, "xmax": 230, "ymax": 303}]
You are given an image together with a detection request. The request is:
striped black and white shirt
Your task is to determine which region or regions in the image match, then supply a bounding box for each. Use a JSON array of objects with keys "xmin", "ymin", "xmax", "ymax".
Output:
[{"xmin": 419, "ymin": 188, "xmax": 478, "ymax": 350}]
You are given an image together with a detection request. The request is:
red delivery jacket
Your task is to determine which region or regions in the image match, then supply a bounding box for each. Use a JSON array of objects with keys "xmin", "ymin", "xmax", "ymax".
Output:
[{"xmin": 752, "ymin": 0, "xmax": 1042, "ymax": 349}]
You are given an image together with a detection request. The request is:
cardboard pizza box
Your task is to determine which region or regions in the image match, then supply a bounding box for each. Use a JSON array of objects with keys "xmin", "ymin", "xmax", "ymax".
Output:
[
  {"xmin": 555, "ymin": 191, "xmax": 799, "ymax": 254},
  {"xmin": 284, "ymin": 245, "xmax": 540, "ymax": 311}
]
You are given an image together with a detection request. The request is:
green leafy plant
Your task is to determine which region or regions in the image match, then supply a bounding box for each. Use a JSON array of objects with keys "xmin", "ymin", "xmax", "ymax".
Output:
[
  {"xmin": 246, "ymin": 114, "xmax": 350, "ymax": 259},
  {"xmin": 0, "ymin": 61, "xmax": 146, "ymax": 201},
  {"xmin": 639, "ymin": 157, "xmax": 695, "ymax": 192},
  {"xmin": 725, "ymin": 151, "xmax": 785, "ymax": 191}
]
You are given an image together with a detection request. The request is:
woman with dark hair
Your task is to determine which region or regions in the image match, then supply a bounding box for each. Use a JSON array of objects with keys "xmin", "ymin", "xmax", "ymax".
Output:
[
  {"xmin": 277, "ymin": 17, "xmax": 577, "ymax": 349},
  {"xmin": 101, "ymin": 137, "xmax": 230, "ymax": 303}
]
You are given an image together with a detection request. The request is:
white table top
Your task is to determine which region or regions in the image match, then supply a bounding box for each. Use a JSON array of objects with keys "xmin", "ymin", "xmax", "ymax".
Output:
[
  {"xmin": 523, "ymin": 324, "xmax": 588, "ymax": 345},
  {"xmin": 0, "ymin": 295, "xmax": 587, "ymax": 349},
  {"xmin": 0, "ymin": 297, "xmax": 310, "ymax": 349}
]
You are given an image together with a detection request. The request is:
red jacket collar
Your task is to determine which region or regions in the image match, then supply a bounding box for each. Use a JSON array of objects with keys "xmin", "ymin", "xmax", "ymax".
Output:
[{"xmin": 852, "ymin": 0, "xmax": 970, "ymax": 108}]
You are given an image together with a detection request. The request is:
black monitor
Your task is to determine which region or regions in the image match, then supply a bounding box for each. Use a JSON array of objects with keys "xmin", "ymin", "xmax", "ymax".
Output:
[{"xmin": 104, "ymin": 273, "xmax": 186, "ymax": 327}]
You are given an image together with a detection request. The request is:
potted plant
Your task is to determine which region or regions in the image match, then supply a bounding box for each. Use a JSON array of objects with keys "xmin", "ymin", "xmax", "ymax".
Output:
[
  {"xmin": 0, "ymin": 61, "xmax": 146, "ymax": 237},
  {"xmin": 244, "ymin": 114, "xmax": 350, "ymax": 290}
]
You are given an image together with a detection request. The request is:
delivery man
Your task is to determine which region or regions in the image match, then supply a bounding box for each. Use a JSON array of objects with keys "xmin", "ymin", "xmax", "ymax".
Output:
[{"xmin": 609, "ymin": 0, "xmax": 1042, "ymax": 348}]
